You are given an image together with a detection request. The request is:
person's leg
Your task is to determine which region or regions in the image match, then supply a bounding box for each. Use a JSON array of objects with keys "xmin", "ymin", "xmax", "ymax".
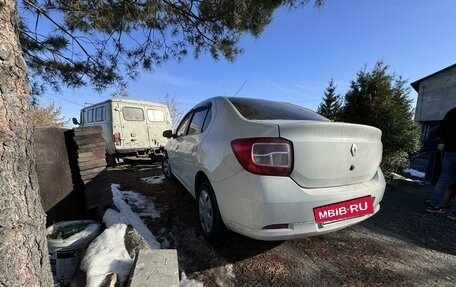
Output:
[
  {"xmin": 425, "ymin": 150, "xmax": 435, "ymax": 183},
  {"xmin": 442, "ymin": 183, "xmax": 456, "ymax": 207},
  {"xmin": 429, "ymin": 152, "xmax": 456, "ymax": 210}
]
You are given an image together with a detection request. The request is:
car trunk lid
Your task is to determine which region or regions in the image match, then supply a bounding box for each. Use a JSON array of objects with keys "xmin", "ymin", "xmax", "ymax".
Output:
[{"xmin": 277, "ymin": 121, "xmax": 382, "ymax": 188}]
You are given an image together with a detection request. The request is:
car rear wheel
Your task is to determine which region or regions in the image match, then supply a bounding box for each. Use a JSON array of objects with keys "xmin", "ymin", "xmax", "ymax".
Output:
[
  {"xmin": 161, "ymin": 155, "xmax": 173, "ymax": 179},
  {"xmin": 198, "ymin": 181, "xmax": 224, "ymax": 240}
]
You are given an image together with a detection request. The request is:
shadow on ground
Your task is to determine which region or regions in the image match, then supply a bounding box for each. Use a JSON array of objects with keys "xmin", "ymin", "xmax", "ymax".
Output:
[{"xmin": 361, "ymin": 179, "xmax": 456, "ymax": 255}]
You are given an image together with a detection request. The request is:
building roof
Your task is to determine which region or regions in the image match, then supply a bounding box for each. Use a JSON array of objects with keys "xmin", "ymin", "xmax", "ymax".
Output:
[{"xmin": 411, "ymin": 63, "xmax": 456, "ymax": 92}]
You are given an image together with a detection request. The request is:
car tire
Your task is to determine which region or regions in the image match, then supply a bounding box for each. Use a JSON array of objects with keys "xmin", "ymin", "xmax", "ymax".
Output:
[
  {"xmin": 197, "ymin": 181, "xmax": 225, "ymax": 240},
  {"xmin": 162, "ymin": 155, "xmax": 173, "ymax": 180}
]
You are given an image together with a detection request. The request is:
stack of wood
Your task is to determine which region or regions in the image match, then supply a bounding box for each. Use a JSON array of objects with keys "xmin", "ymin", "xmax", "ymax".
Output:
[{"xmin": 72, "ymin": 125, "xmax": 112, "ymax": 209}]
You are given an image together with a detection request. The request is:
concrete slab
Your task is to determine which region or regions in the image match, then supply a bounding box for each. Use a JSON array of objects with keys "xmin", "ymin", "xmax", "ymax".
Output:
[{"xmin": 129, "ymin": 249, "xmax": 179, "ymax": 287}]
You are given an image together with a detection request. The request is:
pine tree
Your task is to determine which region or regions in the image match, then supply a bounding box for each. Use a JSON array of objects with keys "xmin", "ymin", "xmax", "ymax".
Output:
[
  {"xmin": 317, "ymin": 78, "xmax": 342, "ymax": 121},
  {"xmin": 340, "ymin": 61, "xmax": 420, "ymax": 173}
]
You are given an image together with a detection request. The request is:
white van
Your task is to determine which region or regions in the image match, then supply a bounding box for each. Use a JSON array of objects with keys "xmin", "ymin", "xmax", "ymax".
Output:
[{"xmin": 73, "ymin": 98, "xmax": 171, "ymax": 163}]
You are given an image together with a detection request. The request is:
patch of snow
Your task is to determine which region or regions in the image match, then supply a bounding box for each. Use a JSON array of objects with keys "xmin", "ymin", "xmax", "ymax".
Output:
[
  {"xmin": 81, "ymin": 223, "xmax": 133, "ymax": 287},
  {"xmin": 136, "ymin": 167, "xmax": 153, "ymax": 171},
  {"xmin": 391, "ymin": 172, "xmax": 425, "ymax": 184},
  {"xmin": 403, "ymin": 168, "xmax": 425, "ymax": 179},
  {"xmin": 142, "ymin": 175, "xmax": 166, "ymax": 185},
  {"xmin": 111, "ymin": 184, "xmax": 161, "ymax": 249},
  {"xmin": 404, "ymin": 178, "xmax": 424, "ymax": 184},
  {"xmin": 103, "ymin": 208, "xmax": 129, "ymax": 228},
  {"xmin": 120, "ymin": 189, "xmax": 160, "ymax": 218},
  {"xmin": 180, "ymin": 272, "xmax": 204, "ymax": 287}
]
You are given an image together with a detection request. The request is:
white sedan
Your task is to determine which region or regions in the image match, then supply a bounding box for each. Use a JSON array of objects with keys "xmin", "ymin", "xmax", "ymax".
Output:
[{"xmin": 162, "ymin": 97, "xmax": 385, "ymax": 241}]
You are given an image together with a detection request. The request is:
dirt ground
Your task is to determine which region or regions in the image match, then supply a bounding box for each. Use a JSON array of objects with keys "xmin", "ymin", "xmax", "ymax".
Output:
[{"xmin": 109, "ymin": 159, "xmax": 456, "ymax": 287}]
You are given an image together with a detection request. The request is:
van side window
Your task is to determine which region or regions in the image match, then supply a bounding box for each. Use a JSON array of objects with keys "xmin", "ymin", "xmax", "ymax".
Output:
[
  {"xmin": 147, "ymin": 109, "xmax": 165, "ymax": 122},
  {"xmin": 95, "ymin": 106, "xmax": 104, "ymax": 122},
  {"xmin": 122, "ymin": 107, "xmax": 144, "ymax": 121},
  {"xmin": 188, "ymin": 108, "xmax": 210, "ymax": 135},
  {"xmin": 87, "ymin": 109, "xmax": 94, "ymax": 123}
]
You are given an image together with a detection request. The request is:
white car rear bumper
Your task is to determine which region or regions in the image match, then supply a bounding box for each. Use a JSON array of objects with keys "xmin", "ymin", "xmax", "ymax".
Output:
[{"xmin": 212, "ymin": 168, "xmax": 385, "ymax": 241}]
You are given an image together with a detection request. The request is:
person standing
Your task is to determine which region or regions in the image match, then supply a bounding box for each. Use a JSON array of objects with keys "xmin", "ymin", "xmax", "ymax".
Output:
[{"xmin": 426, "ymin": 106, "xmax": 456, "ymax": 220}]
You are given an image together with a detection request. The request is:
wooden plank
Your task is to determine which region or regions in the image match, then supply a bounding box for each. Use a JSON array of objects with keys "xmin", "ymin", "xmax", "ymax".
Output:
[
  {"xmin": 74, "ymin": 128, "xmax": 103, "ymax": 137},
  {"xmin": 80, "ymin": 166, "xmax": 106, "ymax": 177},
  {"xmin": 75, "ymin": 139, "xmax": 105, "ymax": 147},
  {"xmin": 81, "ymin": 170, "xmax": 108, "ymax": 181},
  {"xmin": 78, "ymin": 155, "xmax": 106, "ymax": 167},
  {"xmin": 77, "ymin": 142, "xmax": 106, "ymax": 150},
  {"xmin": 79, "ymin": 161, "xmax": 107, "ymax": 171},
  {"xmin": 74, "ymin": 137, "xmax": 105, "ymax": 146},
  {"xmin": 74, "ymin": 125, "xmax": 102, "ymax": 131},
  {"xmin": 78, "ymin": 148, "xmax": 106, "ymax": 158},
  {"xmin": 73, "ymin": 126, "xmax": 103, "ymax": 135},
  {"xmin": 74, "ymin": 133, "xmax": 104, "ymax": 141},
  {"xmin": 78, "ymin": 153, "xmax": 106, "ymax": 163}
]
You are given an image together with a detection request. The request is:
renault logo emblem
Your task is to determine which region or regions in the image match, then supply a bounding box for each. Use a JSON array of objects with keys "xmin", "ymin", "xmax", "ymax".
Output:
[{"xmin": 350, "ymin": 144, "xmax": 358, "ymax": 157}]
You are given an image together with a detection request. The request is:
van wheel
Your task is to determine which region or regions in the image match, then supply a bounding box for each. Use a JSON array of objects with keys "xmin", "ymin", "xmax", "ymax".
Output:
[
  {"xmin": 197, "ymin": 181, "xmax": 225, "ymax": 240},
  {"xmin": 106, "ymin": 153, "xmax": 115, "ymax": 167},
  {"xmin": 161, "ymin": 155, "xmax": 173, "ymax": 180}
]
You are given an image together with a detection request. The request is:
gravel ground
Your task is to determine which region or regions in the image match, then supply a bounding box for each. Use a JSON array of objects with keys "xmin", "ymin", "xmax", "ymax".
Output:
[{"xmin": 109, "ymin": 159, "xmax": 456, "ymax": 287}]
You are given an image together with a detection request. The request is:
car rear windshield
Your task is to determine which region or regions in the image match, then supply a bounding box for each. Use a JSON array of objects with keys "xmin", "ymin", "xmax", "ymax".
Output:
[{"xmin": 227, "ymin": 97, "xmax": 329, "ymax": 121}]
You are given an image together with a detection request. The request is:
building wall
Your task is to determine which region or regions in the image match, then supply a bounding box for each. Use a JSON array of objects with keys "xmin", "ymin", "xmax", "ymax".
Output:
[{"xmin": 414, "ymin": 66, "xmax": 456, "ymax": 122}]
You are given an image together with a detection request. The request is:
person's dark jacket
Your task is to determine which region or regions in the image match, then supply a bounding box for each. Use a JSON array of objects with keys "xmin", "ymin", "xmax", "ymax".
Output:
[{"xmin": 436, "ymin": 107, "xmax": 456, "ymax": 153}]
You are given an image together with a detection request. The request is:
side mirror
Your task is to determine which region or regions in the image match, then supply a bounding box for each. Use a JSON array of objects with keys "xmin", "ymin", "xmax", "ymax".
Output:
[
  {"xmin": 162, "ymin": 130, "xmax": 174, "ymax": 138},
  {"xmin": 72, "ymin": 118, "xmax": 80, "ymax": 125}
]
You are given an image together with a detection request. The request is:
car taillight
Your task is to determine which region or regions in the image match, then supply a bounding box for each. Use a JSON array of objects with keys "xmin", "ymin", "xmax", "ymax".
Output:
[
  {"xmin": 113, "ymin": 132, "xmax": 121, "ymax": 146},
  {"xmin": 231, "ymin": 138, "xmax": 293, "ymax": 176}
]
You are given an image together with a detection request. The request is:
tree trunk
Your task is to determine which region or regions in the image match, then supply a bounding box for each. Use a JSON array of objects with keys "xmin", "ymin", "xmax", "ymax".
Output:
[{"xmin": 0, "ymin": 0, "xmax": 53, "ymax": 286}]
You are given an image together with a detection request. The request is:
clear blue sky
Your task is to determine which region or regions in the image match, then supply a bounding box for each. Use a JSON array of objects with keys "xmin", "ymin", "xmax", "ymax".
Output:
[{"xmin": 39, "ymin": 0, "xmax": 456, "ymax": 125}]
